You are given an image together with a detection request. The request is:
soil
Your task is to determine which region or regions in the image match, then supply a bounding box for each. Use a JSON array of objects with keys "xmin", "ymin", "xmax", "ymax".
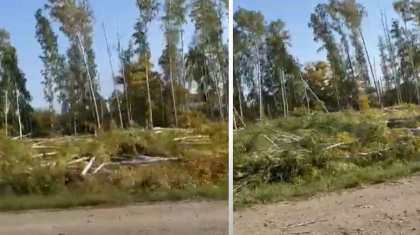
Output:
[
  {"xmin": 0, "ymin": 200, "xmax": 228, "ymax": 235},
  {"xmin": 234, "ymin": 176, "xmax": 420, "ymax": 235}
]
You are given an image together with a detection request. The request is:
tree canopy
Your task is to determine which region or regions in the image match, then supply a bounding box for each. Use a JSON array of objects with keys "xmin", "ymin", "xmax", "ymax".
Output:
[
  {"xmin": 234, "ymin": 0, "xmax": 420, "ymax": 125},
  {"xmin": 0, "ymin": 0, "xmax": 228, "ymax": 138}
]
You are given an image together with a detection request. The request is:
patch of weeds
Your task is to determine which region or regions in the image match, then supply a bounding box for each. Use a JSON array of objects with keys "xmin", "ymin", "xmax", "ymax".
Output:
[
  {"xmin": 235, "ymin": 161, "xmax": 420, "ymax": 210},
  {"xmin": 0, "ymin": 181, "xmax": 228, "ymax": 211}
]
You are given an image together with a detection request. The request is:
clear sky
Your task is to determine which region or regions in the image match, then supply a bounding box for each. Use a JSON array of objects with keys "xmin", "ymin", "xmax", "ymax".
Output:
[
  {"xmin": 0, "ymin": 0, "xmax": 227, "ymax": 109},
  {"xmin": 233, "ymin": 0, "xmax": 401, "ymax": 79}
]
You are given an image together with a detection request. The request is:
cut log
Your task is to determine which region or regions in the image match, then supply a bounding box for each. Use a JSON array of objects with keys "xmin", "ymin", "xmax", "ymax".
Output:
[
  {"xmin": 11, "ymin": 133, "xmax": 31, "ymax": 140},
  {"xmin": 68, "ymin": 157, "xmax": 90, "ymax": 165},
  {"xmin": 93, "ymin": 163, "xmax": 106, "ymax": 174},
  {"xmin": 173, "ymin": 135, "xmax": 209, "ymax": 141},
  {"xmin": 178, "ymin": 141, "xmax": 211, "ymax": 146},
  {"xmin": 81, "ymin": 157, "xmax": 95, "ymax": 176},
  {"xmin": 324, "ymin": 142, "xmax": 345, "ymax": 151},
  {"xmin": 31, "ymin": 145, "xmax": 57, "ymax": 149},
  {"xmin": 106, "ymin": 156, "xmax": 181, "ymax": 167},
  {"xmin": 152, "ymin": 127, "xmax": 188, "ymax": 132},
  {"xmin": 33, "ymin": 152, "xmax": 58, "ymax": 158}
]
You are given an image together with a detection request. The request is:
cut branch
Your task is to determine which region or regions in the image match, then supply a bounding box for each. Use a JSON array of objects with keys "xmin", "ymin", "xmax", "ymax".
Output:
[{"xmin": 81, "ymin": 157, "xmax": 95, "ymax": 176}]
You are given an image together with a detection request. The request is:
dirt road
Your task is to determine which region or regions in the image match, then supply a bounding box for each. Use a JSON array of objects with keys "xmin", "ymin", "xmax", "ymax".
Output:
[
  {"xmin": 0, "ymin": 200, "xmax": 228, "ymax": 235},
  {"xmin": 234, "ymin": 176, "xmax": 420, "ymax": 235}
]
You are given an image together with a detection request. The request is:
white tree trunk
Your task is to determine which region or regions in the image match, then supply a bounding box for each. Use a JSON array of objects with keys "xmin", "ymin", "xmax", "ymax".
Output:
[
  {"xmin": 4, "ymin": 86, "xmax": 8, "ymax": 137},
  {"xmin": 117, "ymin": 22, "xmax": 132, "ymax": 124},
  {"xmin": 102, "ymin": 19, "xmax": 123, "ymax": 129},
  {"xmin": 256, "ymin": 45, "xmax": 263, "ymax": 120},
  {"xmin": 145, "ymin": 53, "xmax": 153, "ymax": 129},
  {"xmin": 236, "ymin": 68, "xmax": 244, "ymax": 118},
  {"xmin": 76, "ymin": 31, "xmax": 101, "ymax": 130},
  {"xmin": 299, "ymin": 72, "xmax": 329, "ymax": 113},
  {"xmin": 159, "ymin": 81, "xmax": 166, "ymax": 124},
  {"xmin": 381, "ymin": 10, "xmax": 401, "ymax": 104},
  {"xmin": 215, "ymin": 56, "xmax": 225, "ymax": 121},
  {"xmin": 280, "ymin": 68, "xmax": 287, "ymax": 117},
  {"xmin": 169, "ymin": 57, "xmax": 178, "ymax": 127},
  {"xmin": 14, "ymin": 84, "xmax": 22, "ymax": 139},
  {"xmin": 180, "ymin": 27, "xmax": 188, "ymax": 104},
  {"xmin": 403, "ymin": 21, "xmax": 420, "ymax": 105},
  {"xmin": 205, "ymin": 55, "xmax": 224, "ymax": 121}
]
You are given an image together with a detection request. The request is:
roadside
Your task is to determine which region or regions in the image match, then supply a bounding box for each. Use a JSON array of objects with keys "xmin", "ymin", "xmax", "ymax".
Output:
[
  {"xmin": 0, "ymin": 200, "xmax": 228, "ymax": 235},
  {"xmin": 0, "ymin": 182, "xmax": 228, "ymax": 211},
  {"xmin": 234, "ymin": 176, "xmax": 420, "ymax": 235}
]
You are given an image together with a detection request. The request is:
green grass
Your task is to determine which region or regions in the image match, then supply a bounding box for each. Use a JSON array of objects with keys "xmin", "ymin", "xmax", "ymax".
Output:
[
  {"xmin": 234, "ymin": 161, "xmax": 420, "ymax": 210},
  {"xmin": 0, "ymin": 181, "xmax": 228, "ymax": 211}
]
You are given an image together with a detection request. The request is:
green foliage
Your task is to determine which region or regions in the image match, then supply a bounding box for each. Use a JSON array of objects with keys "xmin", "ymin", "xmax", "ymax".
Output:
[
  {"xmin": 234, "ymin": 106, "xmax": 420, "ymax": 208},
  {"xmin": 177, "ymin": 110, "xmax": 208, "ymax": 128},
  {"xmin": 35, "ymin": 8, "xmax": 61, "ymax": 116},
  {"xmin": 233, "ymin": 0, "xmax": 420, "ymax": 123},
  {"xmin": 360, "ymin": 95, "xmax": 370, "ymax": 111},
  {"xmin": 30, "ymin": 109, "xmax": 55, "ymax": 137},
  {"xmin": 314, "ymin": 101, "xmax": 327, "ymax": 112}
]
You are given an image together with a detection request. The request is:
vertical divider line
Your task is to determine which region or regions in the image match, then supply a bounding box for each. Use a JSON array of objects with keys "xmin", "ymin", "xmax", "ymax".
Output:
[{"xmin": 228, "ymin": 0, "xmax": 234, "ymax": 234}]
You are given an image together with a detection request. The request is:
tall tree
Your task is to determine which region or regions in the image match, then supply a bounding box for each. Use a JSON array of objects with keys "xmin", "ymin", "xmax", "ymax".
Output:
[
  {"xmin": 264, "ymin": 19, "xmax": 296, "ymax": 117},
  {"xmin": 0, "ymin": 29, "xmax": 11, "ymax": 136},
  {"xmin": 381, "ymin": 9, "xmax": 402, "ymax": 104},
  {"xmin": 378, "ymin": 36, "xmax": 392, "ymax": 91},
  {"xmin": 46, "ymin": 0, "xmax": 101, "ymax": 131},
  {"xmin": 133, "ymin": 0, "xmax": 160, "ymax": 129},
  {"xmin": 234, "ymin": 8, "xmax": 265, "ymax": 119},
  {"xmin": 160, "ymin": 0, "xmax": 186, "ymax": 127},
  {"xmin": 191, "ymin": 0, "xmax": 227, "ymax": 121},
  {"xmin": 102, "ymin": 18, "xmax": 123, "ymax": 129},
  {"xmin": 233, "ymin": 27, "xmax": 247, "ymax": 119},
  {"xmin": 393, "ymin": 0, "xmax": 420, "ymax": 104},
  {"xmin": 35, "ymin": 9, "xmax": 61, "ymax": 128},
  {"xmin": 1, "ymin": 45, "xmax": 32, "ymax": 138},
  {"xmin": 309, "ymin": 4, "xmax": 345, "ymax": 108}
]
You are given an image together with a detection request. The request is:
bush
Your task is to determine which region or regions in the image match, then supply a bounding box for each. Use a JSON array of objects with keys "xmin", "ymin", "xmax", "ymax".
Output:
[
  {"xmin": 360, "ymin": 95, "xmax": 370, "ymax": 112},
  {"xmin": 178, "ymin": 110, "xmax": 209, "ymax": 128}
]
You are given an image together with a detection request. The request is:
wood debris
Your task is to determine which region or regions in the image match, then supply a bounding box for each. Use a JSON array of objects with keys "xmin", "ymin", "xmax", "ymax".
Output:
[
  {"xmin": 81, "ymin": 157, "xmax": 95, "ymax": 176},
  {"xmin": 33, "ymin": 152, "xmax": 57, "ymax": 158},
  {"xmin": 280, "ymin": 219, "xmax": 320, "ymax": 229},
  {"xmin": 6, "ymin": 130, "xmax": 201, "ymax": 177}
]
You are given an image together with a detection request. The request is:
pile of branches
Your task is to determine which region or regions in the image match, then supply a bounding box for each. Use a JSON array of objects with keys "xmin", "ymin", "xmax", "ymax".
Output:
[
  {"xmin": 21, "ymin": 128, "xmax": 213, "ymax": 177},
  {"xmin": 234, "ymin": 110, "xmax": 420, "ymax": 190}
]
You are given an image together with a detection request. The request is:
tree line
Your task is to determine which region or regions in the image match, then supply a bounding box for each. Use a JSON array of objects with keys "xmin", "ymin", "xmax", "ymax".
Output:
[
  {"xmin": 0, "ymin": 0, "xmax": 228, "ymax": 138},
  {"xmin": 233, "ymin": 0, "xmax": 420, "ymax": 126}
]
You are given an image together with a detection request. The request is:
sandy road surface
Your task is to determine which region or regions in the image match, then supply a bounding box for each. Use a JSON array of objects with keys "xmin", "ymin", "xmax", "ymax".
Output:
[
  {"xmin": 234, "ymin": 176, "xmax": 420, "ymax": 235},
  {"xmin": 0, "ymin": 200, "xmax": 228, "ymax": 235}
]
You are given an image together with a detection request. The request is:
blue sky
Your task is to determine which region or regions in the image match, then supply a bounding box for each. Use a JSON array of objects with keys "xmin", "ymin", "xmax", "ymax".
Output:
[
  {"xmin": 233, "ymin": 0, "xmax": 400, "ymax": 79},
  {"xmin": 0, "ymin": 0, "xmax": 227, "ymax": 109}
]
